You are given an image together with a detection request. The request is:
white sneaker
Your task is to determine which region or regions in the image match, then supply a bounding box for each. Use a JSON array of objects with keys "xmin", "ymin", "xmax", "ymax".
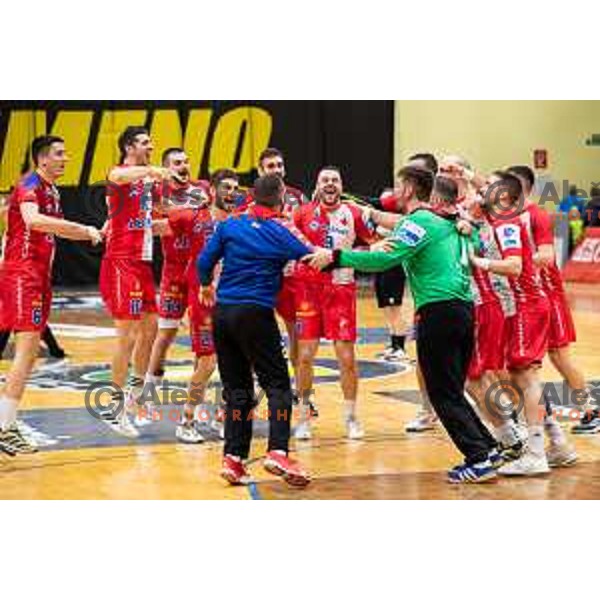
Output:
[
  {"xmin": 210, "ymin": 419, "xmax": 225, "ymax": 440},
  {"xmin": 100, "ymin": 408, "xmax": 140, "ymax": 438},
  {"xmin": 294, "ymin": 421, "xmax": 312, "ymax": 440},
  {"xmin": 346, "ymin": 418, "xmax": 365, "ymax": 440},
  {"xmin": 547, "ymin": 443, "xmax": 578, "ymax": 468},
  {"xmin": 383, "ymin": 347, "xmax": 409, "ymax": 363},
  {"xmin": 176, "ymin": 422, "xmax": 205, "ymax": 444},
  {"xmin": 405, "ymin": 411, "xmax": 438, "ymax": 433},
  {"xmin": 498, "ymin": 450, "xmax": 550, "ymax": 476},
  {"xmin": 132, "ymin": 402, "xmax": 157, "ymax": 427}
]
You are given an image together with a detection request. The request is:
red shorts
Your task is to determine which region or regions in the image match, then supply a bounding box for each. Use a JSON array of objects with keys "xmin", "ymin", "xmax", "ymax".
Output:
[
  {"xmin": 188, "ymin": 283, "xmax": 215, "ymax": 357},
  {"xmin": 275, "ymin": 276, "xmax": 297, "ymax": 323},
  {"xmin": 0, "ymin": 265, "xmax": 52, "ymax": 332},
  {"xmin": 294, "ymin": 280, "xmax": 357, "ymax": 342},
  {"xmin": 547, "ymin": 293, "xmax": 576, "ymax": 350},
  {"xmin": 505, "ymin": 303, "xmax": 550, "ymax": 371},
  {"xmin": 100, "ymin": 258, "xmax": 157, "ymax": 320},
  {"xmin": 158, "ymin": 261, "xmax": 189, "ymax": 325},
  {"xmin": 468, "ymin": 302, "xmax": 506, "ymax": 380}
]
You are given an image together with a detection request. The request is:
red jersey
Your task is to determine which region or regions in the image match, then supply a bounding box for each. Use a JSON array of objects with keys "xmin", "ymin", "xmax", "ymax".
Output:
[
  {"xmin": 470, "ymin": 219, "xmax": 516, "ymax": 316},
  {"xmin": 491, "ymin": 217, "xmax": 547, "ymax": 307},
  {"xmin": 293, "ymin": 201, "xmax": 376, "ymax": 284},
  {"xmin": 167, "ymin": 205, "xmax": 227, "ymax": 284},
  {"xmin": 104, "ymin": 167, "xmax": 162, "ymax": 262},
  {"xmin": 161, "ymin": 182, "xmax": 210, "ymax": 265},
  {"xmin": 519, "ymin": 202, "xmax": 565, "ymax": 296},
  {"xmin": 1, "ymin": 171, "xmax": 63, "ymax": 271}
]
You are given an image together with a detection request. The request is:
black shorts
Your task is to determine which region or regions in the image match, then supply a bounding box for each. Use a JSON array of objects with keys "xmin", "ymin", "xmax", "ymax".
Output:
[{"xmin": 374, "ymin": 264, "xmax": 406, "ymax": 308}]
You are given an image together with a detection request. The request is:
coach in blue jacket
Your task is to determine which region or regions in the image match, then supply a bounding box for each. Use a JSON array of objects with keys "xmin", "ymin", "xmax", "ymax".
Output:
[{"xmin": 197, "ymin": 174, "xmax": 312, "ymax": 487}]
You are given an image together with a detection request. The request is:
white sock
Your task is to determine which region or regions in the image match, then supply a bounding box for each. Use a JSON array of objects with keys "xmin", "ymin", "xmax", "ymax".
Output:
[
  {"xmin": 544, "ymin": 416, "xmax": 567, "ymax": 446},
  {"xmin": 344, "ymin": 400, "xmax": 356, "ymax": 422},
  {"xmin": 144, "ymin": 373, "xmax": 163, "ymax": 387},
  {"xmin": 299, "ymin": 393, "xmax": 313, "ymax": 423},
  {"xmin": 528, "ymin": 425, "xmax": 545, "ymax": 456},
  {"xmin": 0, "ymin": 396, "xmax": 19, "ymax": 430},
  {"xmin": 496, "ymin": 422, "xmax": 518, "ymax": 446}
]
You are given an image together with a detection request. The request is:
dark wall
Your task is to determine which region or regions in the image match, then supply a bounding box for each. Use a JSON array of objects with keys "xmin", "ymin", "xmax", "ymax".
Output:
[{"xmin": 0, "ymin": 100, "xmax": 393, "ymax": 286}]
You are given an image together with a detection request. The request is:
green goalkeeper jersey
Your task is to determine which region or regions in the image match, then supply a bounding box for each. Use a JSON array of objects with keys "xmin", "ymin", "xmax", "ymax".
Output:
[{"xmin": 338, "ymin": 208, "xmax": 473, "ymax": 311}]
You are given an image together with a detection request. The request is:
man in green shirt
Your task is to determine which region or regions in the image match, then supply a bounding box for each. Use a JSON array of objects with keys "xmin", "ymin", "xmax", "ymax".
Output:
[{"xmin": 306, "ymin": 166, "xmax": 498, "ymax": 483}]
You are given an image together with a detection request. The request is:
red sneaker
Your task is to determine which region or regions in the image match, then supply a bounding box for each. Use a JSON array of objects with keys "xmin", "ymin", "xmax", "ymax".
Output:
[
  {"xmin": 220, "ymin": 455, "xmax": 252, "ymax": 485},
  {"xmin": 264, "ymin": 451, "xmax": 311, "ymax": 488}
]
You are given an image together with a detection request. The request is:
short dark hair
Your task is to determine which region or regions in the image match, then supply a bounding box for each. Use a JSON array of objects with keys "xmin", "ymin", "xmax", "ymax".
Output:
[
  {"xmin": 397, "ymin": 165, "xmax": 434, "ymax": 201},
  {"xmin": 118, "ymin": 126, "xmax": 149, "ymax": 155},
  {"xmin": 408, "ymin": 152, "xmax": 438, "ymax": 174},
  {"xmin": 31, "ymin": 135, "xmax": 64, "ymax": 166},
  {"xmin": 591, "ymin": 185, "xmax": 600, "ymax": 198},
  {"xmin": 253, "ymin": 174, "xmax": 284, "ymax": 207},
  {"xmin": 433, "ymin": 176, "xmax": 459, "ymax": 203},
  {"xmin": 318, "ymin": 165, "xmax": 342, "ymax": 177},
  {"xmin": 161, "ymin": 147, "xmax": 184, "ymax": 166},
  {"xmin": 497, "ymin": 172, "xmax": 523, "ymax": 203},
  {"xmin": 258, "ymin": 147, "xmax": 283, "ymax": 165},
  {"xmin": 211, "ymin": 169, "xmax": 239, "ymax": 187},
  {"xmin": 507, "ymin": 165, "xmax": 535, "ymax": 192}
]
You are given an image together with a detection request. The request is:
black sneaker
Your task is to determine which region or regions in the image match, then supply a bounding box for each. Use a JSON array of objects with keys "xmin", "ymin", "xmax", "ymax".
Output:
[
  {"xmin": 572, "ymin": 409, "xmax": 600, "ymax": 434},
  {"xmin": 0, "ymin": 423, "xmax": 38, "ymax": 456}
]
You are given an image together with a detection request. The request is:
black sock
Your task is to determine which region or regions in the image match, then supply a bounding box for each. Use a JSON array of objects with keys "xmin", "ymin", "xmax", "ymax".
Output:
[
  {"xmin": 42, "ymin": 326, "xmax": 65, "ymax": 358},
  {"xmin": 391, "ymin": 335, "xmax": 405, "ymax": 351},
  {"xmin": 0, "ymin": 330, "xmax": 11, "ymax": 357}
]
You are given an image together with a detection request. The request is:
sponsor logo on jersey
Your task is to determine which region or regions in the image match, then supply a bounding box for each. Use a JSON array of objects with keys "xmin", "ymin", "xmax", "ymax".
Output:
[{"xmin": 394, "ymin": 220, "xmax": 426, "ymax": 247}]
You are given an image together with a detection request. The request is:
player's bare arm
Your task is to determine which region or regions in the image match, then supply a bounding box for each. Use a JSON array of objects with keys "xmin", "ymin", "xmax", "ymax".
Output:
[
  {"xmin": 108, "ymin": 165, "xmax": 170, "ymax": 184},
  {"xmin": 20, "ymin": 202, "xmax": 102, "ymax": 244},
  {"xmin": 470, "ymin": 252, "xmax": 522, "ymax": 277}
]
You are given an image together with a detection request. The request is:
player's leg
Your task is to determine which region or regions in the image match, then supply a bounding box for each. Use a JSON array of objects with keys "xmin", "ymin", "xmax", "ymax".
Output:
[
  {"xmin": 547, "ymin": 346, "xmax": 598, "ymax": 434},
  {"xmin": 497, "ymin": 366, "xmax": 551, "ymax": 475},
  {"xmin": 41, "ymin": 325, "xmax": 66, "ymax": 359},
  {"xmin": 0, "ymin": 331, "xmax": 41, "ymax": 455},
  {"xmin": 293, "ymin": 279, "xmax": 323, "ymax": 438},
  {"xmin": 125, "ymin": 262, "xmax": 159, "ymax": 425},
  {"xmin": 333, "ymin": 340, "xmax": 364, "ymax": 439},
  {"xmin": 145, "ymin": 324, "xmax": 178, "ymax": 384},
  {"xmin": 544, "ymin": 295, "xmax": 593, "ymax": 433},
  {"xmin": 405, "ymin": 360, "xmax": 439, "ymax": 432},
  {"xmin": 0, "ymin": 330, "xmax": 10, "ymax": 359},
  {"xmin": 295, "ymin": 339, "xmax": 319, "ymax": 439},
  {"xmin": 175, "ymin": 354, "xmax": 217, "ymax": 443},
  {"xmin": 326, "ymin": 282, "xmax": 363, "ymax": 438},
  {"xmin": 213, "ymin": 305, "xmax": 255, "ymax": 485},
  {"xmin": 188, "ymin": 288, "xmax": 222, "ymax": 437},
  {"xmin": 0, "ymin": 272, "xmax": 52, "ymax": 454},
  {"xmin": 375, "ymin": 266, "xmax": 407, "ymax": 362},
  {"xmin": 144, "ymin": 267, "xmax": 188, "ymax": 411},
  {"xmin": 467, "ymin": 371, "xmax": 524, "ymax": 461}
]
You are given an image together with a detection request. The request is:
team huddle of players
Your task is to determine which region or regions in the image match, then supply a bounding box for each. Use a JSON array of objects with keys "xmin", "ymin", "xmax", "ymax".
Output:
[
  {"xmin": 384, "ymin": 156, "xmax": 593, "ymax": 476},
  {"xmin": 0, "ymin": 128, "xmax": 595, "ymax": 482}
]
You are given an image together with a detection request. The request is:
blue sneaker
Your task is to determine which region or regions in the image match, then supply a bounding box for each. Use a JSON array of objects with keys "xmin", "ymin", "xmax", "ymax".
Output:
[
  {"xmin": 488, "ymin": 449, "xmax": 504, "ymax": 469},
  {"xmin": 447, "ymin": 460, "xmax": 497, "ymax": 484}
]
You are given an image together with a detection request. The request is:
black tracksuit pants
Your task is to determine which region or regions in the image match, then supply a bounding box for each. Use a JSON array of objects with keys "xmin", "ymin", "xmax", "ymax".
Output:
[
  {"xmin": 416, "ymin": 299, "xmax": 497, "ymax": 465},
  {"xmin": 213, "ymin": 303, "xmax": 293, "ymax": 459}
]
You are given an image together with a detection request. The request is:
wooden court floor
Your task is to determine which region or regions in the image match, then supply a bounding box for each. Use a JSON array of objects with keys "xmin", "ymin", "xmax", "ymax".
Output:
[{"xmin": 1, "ymin": 283, "xmax": 600, "ymax": 500}]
